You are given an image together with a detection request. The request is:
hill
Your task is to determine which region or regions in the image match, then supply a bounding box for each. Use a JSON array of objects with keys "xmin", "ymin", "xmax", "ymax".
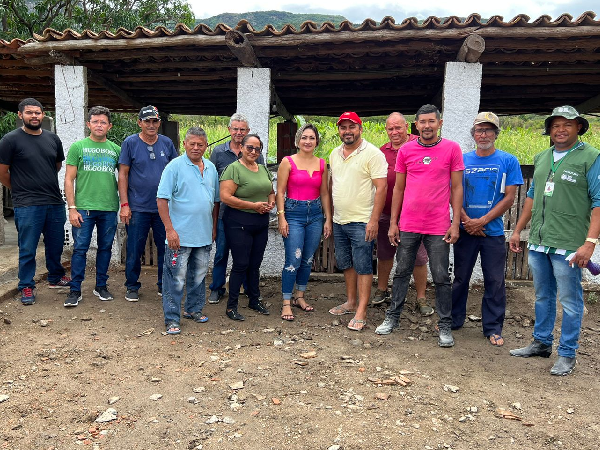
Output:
[{"xmin": 195, "ymin": 10, "xmax": 348, "ymax": 30}]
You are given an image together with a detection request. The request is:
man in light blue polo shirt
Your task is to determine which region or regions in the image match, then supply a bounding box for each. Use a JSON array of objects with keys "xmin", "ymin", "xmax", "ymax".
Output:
[{"xmin": 157, "ymin": 127, "xmax": 220, "ymax": 335}]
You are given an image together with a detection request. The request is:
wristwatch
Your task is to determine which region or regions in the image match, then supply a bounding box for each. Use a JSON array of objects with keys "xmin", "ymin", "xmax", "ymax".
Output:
[{"xmin": 585, "ymin": 237, "xmax": 599, "ymax": 245}]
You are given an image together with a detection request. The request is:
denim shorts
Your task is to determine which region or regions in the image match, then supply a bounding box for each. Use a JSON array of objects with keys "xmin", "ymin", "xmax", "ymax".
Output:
[
  {"xmin": 377, "ymin": 215, "xmax": 428, "ymax": 264},
  {"xmin": 333, "ymin": 222, "xmax": 374, "ymax": 275}
]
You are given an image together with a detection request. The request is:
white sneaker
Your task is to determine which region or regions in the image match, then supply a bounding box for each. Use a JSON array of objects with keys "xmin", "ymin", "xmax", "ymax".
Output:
[{"xmin": 375, "ymin": 317, "xmax": 399, "ymax": 335}]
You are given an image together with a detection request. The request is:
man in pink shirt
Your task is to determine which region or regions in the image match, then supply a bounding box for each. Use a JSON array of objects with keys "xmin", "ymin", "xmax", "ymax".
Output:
[
  {"xmin": 373, "ymin": 112, "xmax": 433, "ymax": 316},
  {"xmin": 375, "ymin": 104, "xmax": 464, "ymax": 348}
]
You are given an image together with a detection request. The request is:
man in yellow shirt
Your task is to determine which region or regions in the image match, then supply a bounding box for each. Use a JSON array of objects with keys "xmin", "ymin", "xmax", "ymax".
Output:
[{"xmin": 328, "ymin": 112, "xmax": 388, "ymax": 331}]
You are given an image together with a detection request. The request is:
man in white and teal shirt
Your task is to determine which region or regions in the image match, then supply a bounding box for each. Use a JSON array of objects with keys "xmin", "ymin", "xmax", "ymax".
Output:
[
  {"xmin": 64, "ymin": 106, "xmax": 121, "ymax": 307},
  {"xmin": 509, "ymin": 105, "xmax": 600, "ymax": 376}
]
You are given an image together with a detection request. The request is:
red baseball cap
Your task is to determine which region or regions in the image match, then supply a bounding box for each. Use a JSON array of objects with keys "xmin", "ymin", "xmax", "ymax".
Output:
[{"xmin": 337, "ymin": 112, "xmax": 362, "ymax": 126}]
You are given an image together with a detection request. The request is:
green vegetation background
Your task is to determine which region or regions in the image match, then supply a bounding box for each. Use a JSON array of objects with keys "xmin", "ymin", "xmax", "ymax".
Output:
[{"xmin": 2, "ymin": 112, "xmax": 599, "ymax": 164}]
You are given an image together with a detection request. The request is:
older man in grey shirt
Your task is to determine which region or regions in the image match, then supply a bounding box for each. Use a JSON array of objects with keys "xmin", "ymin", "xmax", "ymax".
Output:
[{"xmin": 208, "ymin": 113, "xmax": 265, "ymax": 304}]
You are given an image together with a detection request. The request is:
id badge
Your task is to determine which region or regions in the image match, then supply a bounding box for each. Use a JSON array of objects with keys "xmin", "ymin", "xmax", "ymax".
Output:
[{"xmin": 544, "ymin": 181, "xmax": 555, "ymax": 197}]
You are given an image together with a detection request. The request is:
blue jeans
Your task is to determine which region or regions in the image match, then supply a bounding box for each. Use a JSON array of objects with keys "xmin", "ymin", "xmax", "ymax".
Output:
[
  {"xmin": 209, "ymin": 216, "xmax": 246, "ymax": 293},
  {"xmin": 125, "ymin": 211, "xmax": 165, "ymax": 291},
  {"xmin": 14, "ymin": 204, "xmax": 66, "ymax": 290},
  {"xmin": 162, "ymin": 245, "xmax": 210, "ymax": 325},
  {"xmin": 528, "ymin": 250, "xmax": 584, "ymax": 358},
  {"xmin": 209, "ymin": 217, "xmax": 228, "ymax": 293},
  {"xmin": 70, "ymin": 210, "xmax": 117, "ymax": 292},
  {"xmin": 388, "ymin": 232, "xmax": 452, "ymax": 328},
  {"xmin": 451, "ymin": 230, "xmax": 507, "ymax": 336},
  {"xmin": 333, "ymin": 222, "xmax": 374, "ymax": 275},
  {"xmin": 281, "ymin": 197, "xmax": 324, "ymax": 300}
]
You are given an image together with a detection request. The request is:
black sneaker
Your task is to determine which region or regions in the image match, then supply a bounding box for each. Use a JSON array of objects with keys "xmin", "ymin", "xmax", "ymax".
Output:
[
  {"xmin": 248, "ymin": 300, "xmax": 270, "ymax": 315},
  {"xmin": 49, "ymin": 276, "xmax": 71, "ymax": 289},
  {"xmin": 93, "ymin": 286, "xmax": 114, "ymax": 301},
  {"xmin": 208, "ymin": 289, "xmax": 226, "ymax": 304},
  {"xmin": 226, "ymin": 309, "xmax": 245, "ymax": 321},
  {"xmin": 125, "ymin": 289, "xmax": 139, "ymax": 302},
  {"xmin": 64, "ymin": 291, "xmax": 81, "ymax": 307},
  {"xmin": 158, "ymin": 286, "xmax": 162, "ymax": 297}
]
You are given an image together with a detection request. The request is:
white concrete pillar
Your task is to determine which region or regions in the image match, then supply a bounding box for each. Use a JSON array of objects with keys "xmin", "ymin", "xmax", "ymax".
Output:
[
  {"xmin": 441, "ymin": 62, "xmax": 482, "ymax": 154},
  {"xmin": 55, "ymin": 65, "xmax": 88, "ymax": 248},
  {"xmin": 237, "ymin": 68, "xmax": 271, "ymax": 162}
]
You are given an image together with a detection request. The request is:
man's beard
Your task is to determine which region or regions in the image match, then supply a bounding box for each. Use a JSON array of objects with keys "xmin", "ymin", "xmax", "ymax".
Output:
[{"xmin": 23, "ymin": 121, "xmax": 42, "ymax": 131}]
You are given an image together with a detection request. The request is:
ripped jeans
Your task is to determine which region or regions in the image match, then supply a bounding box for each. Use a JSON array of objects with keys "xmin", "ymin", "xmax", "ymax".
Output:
[
  {"xmin": 162, "ymin": 245, "xmax": 210, "ymax": 325},
  {"xmin": 281, "ymin": 197, "xmax": 324, "ymax": 300}
]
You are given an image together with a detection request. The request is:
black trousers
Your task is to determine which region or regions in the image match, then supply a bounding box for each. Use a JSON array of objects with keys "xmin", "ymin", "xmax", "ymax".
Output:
[{"xmin": 223, "ymin": 208, "xmax": 269, "ymax": 311}]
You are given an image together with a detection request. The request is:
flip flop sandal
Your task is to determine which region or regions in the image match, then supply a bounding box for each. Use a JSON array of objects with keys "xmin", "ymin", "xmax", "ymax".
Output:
[
  {"xmin": 183, "ymin": 312, "xmax": 209, "ymax": 323},
  {"xmin": 166, "ymin": 323, "xmax": 181, "ymax": 335},
  {"xmin": 329, "ymin": 303, "xmax": 356, "ymax": 316},
  {"xmin": 347, "ymin": 318, "xmax": 367, "ymax": 331},
  {"xmin": 488, "ymin": 334, "xmax": 504, "ymax": 346}
]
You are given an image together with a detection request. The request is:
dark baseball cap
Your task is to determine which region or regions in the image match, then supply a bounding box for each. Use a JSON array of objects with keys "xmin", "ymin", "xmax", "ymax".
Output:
[{"xmin": 139, "ymin": 105, "xmax": 160, "ymax": 121}]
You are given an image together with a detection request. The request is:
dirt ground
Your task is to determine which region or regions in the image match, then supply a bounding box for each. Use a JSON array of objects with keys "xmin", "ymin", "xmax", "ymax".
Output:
[{"xmin": 1, "ymin": 266, "xmax": 599, "ymax": 450}]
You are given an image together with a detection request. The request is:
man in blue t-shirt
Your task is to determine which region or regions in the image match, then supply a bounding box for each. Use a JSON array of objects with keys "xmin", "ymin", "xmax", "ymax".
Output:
[
  {"xmin": 451, "ymin": 112, "xmax": 524, "ymax": 346},
  {"xmin": 118, "ymin": 105, "xmax": 179, "ymax": 301},
  {"xmin": 157, "ymin": 127, "xmax": 219, "ymax": 334}
]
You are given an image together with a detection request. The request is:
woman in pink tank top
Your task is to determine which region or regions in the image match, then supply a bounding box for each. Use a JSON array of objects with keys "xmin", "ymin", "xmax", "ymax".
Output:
[{"xmin": 276, "ymin": 124, "xmax": 332, "ymax": 321}]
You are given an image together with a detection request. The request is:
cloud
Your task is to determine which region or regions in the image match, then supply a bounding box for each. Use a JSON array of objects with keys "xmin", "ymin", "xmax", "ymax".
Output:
[{"xmin": 190, "ymin": 0, "xmax": 597, "ymax": 24}]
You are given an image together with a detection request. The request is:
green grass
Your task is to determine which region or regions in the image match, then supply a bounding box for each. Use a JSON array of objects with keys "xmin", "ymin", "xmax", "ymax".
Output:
[
  {"xmin": 3, "ymin": 111, "xmax": 599, "ymax": 166},
  {"xmin": 175, "ymin": 115, "xmax": 600, "ymax": 165}
]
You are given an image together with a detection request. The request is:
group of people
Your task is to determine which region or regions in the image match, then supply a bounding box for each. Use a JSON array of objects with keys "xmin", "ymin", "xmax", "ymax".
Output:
[{"xmin": 0, "ymin": 98, "xmax": 597, "ymax": 377}]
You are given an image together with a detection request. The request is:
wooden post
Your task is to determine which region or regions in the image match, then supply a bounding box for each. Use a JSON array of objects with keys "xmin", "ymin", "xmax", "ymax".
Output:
[{"xmin": 457, "ymin": 34, "xmax": 486, "ymax": 63}]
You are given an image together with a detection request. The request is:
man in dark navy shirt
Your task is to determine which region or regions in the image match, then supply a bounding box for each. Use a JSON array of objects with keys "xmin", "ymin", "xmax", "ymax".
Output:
[{"xmin": 118, "ymin": 105, "xmax": 178, "ymax": 302}]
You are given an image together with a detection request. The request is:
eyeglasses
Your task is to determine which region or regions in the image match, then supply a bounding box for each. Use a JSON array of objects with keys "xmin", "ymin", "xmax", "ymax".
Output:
[
  {"xmin": 147, "ymin": 145, "xmax": 156, "ymax": 160},
  {"xmin": 230, "ymin": 127, "xmax": 248, "ymax": 133},
  {"xmin": 474, "ymin": 128, "xmax": 496, "ymax": 136},
  {"xmin": 244, "ymin": 145, "xmax": 261, "ymax": 153}
]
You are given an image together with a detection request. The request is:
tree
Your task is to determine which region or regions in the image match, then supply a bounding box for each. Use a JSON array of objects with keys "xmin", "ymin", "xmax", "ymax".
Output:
[{"xmin": 0, "ymin": 0, "xmax": 195, "ymax": 40}]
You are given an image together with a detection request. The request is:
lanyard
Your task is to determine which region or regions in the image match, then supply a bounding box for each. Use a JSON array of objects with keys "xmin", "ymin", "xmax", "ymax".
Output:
[{"xmin": 550, "ymin": 141, "xmax": 583, "ymax": 175}]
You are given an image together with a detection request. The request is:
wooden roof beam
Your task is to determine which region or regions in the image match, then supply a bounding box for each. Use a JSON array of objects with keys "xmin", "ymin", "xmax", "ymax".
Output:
[
  {"xmin": 576, "ymin": 93, "xmax": 600, "ymax": 114},
  {"xmin": 226, "ymin": 30, "xmax": 293, "ymax": 121},
  {"xmin": 87, "ymin": 69, "xmax": 145, "ymax": 111},
  {"xmin": 457, "ymin": 34, "xmax": 485, "ymax": 62},
  {"xmin": 226, "ymin": 30, "xmax": 260, "ymax": 67}
]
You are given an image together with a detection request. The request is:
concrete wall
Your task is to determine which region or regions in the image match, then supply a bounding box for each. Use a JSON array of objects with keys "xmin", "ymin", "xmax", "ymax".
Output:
[{"xmin": 237, "ymin": 68, "xmax": 271, "ymax": 162}]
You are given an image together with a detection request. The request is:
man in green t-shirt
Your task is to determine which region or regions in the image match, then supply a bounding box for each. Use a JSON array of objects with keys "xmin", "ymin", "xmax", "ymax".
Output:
[{"xmin": 63, "ymin": 106, "xmax": 121, "ymax": 307}]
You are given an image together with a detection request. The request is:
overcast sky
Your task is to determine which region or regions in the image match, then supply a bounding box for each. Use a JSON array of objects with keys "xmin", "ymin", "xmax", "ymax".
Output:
[{"xmin": 190, "ymin": 0, "xmax": 597, "ymax": 23}]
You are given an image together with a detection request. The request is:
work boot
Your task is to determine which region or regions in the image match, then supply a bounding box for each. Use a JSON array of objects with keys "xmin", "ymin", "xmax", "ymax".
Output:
[
  {"xmin": 550, "ymin": 356, "xmax": 576, "ymax": 376},
  {"xmin": 416, "ymin": 297, "xmax": 434, "ymax": 316},
  {"xmin": 371, "ymin": 289, "xmax": 390, "ymax": 305},
  {"xmin": 509, "ymin": 339, "xmax": 552, "ymax": 358}
]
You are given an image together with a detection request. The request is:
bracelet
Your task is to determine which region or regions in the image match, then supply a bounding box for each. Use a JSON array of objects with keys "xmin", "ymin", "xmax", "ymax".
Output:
[
  {"xmin": 68, "ymin": 206, "xmax": 77, "ymax": 210},
  {"xmin": 585, "ymin": 237, "xmax": 599, "ymax": 245},
  {"xmin": 120, "ymin": 203, "xmax": 129, "ymax": 207},
  {"xmin": 276, "ymin": 210, "xmax": 285, "ymax": 216}
]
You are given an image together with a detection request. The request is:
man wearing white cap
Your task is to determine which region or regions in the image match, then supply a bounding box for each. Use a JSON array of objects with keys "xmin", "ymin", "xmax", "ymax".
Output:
[
  {"xmin": 328, "ymin": 112, "xmax": 388, "ymax": 331},
  {"xmin": 509, "ymin": 105, "xmax": 600, "ymax": 376},
  {"xmin": 451, "ymin": 112, "xmax": 523, "ymax": 346}
]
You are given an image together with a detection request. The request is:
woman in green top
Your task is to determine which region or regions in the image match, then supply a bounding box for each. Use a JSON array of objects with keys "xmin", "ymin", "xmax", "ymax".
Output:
[{"xmin": 220, "ymin": 134, "xmax": 275, "ymax": 321}]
